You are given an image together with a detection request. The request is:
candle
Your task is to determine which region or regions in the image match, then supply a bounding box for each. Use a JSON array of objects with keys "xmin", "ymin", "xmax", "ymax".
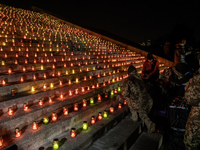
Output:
[
  {"xmin": 69, "ymin": 90, "xmax": 72, "ymax": 96},
  {"xmin": 53, "ymin": 139, "xmax": 59, "ymax": 149},
  {"xmin": 124, "ymin": 100, "xmax": 127, "ymax": 105},
  {"xmin": 82, "ymin": 99, "xmax": 87, "ymax": 107},
  {"xmin": 98, "ymin": 112, "xmax": 102, "ymax": 120},
  {"xmin": 60, "ymin": 93, "xmax": 64, "ymax": 99},
  {"xmin": 75, "ymin": 89, "xmax": 79, "ymax": 95},
  {"xmin": 8, "ymin": 107, "xmax": 13, "ymax": 116},
  {"xmin": 32, "ymin": 121, "xmax": 38, "ymax": 130},
  {"xmin": 118, "ymin": 103, "xmax": 122, "ymax": 109},
  {"xmin": 51, "ymin": 112, "xmax": 57, "ymax": 122},
  {"xmin": 105, "ymin": 93, "xmax": 108, "ymax": 98},
  {"xmin": 98, "ymin": 94, "xmax": 101, "ymax": 102},
  {"xmin": 68, "ymin": 80, "xmax": 71, "ymax": 85},
  {"xmin": 0, "ymin": 136, "xmax": 3, "ymax": 147},
  {"xmin": 43, "ymin": 117, "xmax": 49, "ymax": 124},
  {"xmin": 110, "ymin": 106, "xmax": 114, "ymax": 113},
  {"xmin": 74, "ymin": 103, "xmax": 78, "ymax": 111},
  {"xmin": 82, "ymin": 121, "xmax": 88, "ymax": 130},
  {"xmin": 103, "ymin": 110, "xmax": 108, "ymax": 118},
  {"xmin": 63, "ymin": 107, "xmax": 68, "ymax": 115},
  {"xmin": 8, "ymin": 68, "xmax": 12, "ymax": 74},
  {"xmin": 84, "ymin": 76, "xmax": 87, "ymax": 81},
  {"xmin": 90, "ymin": 97, "xmax": 94, "ymax": 104},
  {"xmin": 23, "ymin": 103, "xmax": 28, "ymax": 111},
  {"xmin": 70, "ymin": 128, "xmax": 76, "ymax": 138},
  {"xmin": 39, "ymin": 100, "xmax": 43, "ymax": 106},
  {"xmin": 15, "ymin": 128, "xmax": 21, "ymax": 138},
  {"xmin": 90, "ymin": 116, "xmax": 96, "ymax": 124},
  {"xmin": 114, "ymin": 89, "xmax": 118, "ymax": 94}
]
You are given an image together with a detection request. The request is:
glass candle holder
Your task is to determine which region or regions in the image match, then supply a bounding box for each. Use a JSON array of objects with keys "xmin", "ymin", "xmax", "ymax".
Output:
[{"xmin": 82, "ymin": 121, "xmax": 88, "ymax": 130}]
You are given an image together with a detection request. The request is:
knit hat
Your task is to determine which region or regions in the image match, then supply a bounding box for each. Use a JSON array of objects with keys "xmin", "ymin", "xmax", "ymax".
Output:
[
  {"xmin": 128, "ymin": 65, "xmax": 137, "ymax": 75},
  {"xmin": 147, "ymin": 52, "xmax": 153, "ymax": 60}
]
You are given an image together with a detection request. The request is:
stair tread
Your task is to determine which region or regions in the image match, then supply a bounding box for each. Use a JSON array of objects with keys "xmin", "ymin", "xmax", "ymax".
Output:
[
  {"xmin": 129, "ymin": 132, "xmax": 163, "ymax": 150},
  {"xmin": 88, "ymin": 118, "xmax": 141, "ymax": 150}
]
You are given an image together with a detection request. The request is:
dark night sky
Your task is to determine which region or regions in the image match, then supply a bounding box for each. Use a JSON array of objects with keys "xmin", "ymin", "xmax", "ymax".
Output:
[{"xmin": 1, "ymin": 0, "xmax": 200, "ymax": 44}]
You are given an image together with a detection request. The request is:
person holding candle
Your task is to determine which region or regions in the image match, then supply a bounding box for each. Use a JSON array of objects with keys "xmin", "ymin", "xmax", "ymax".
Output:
[{"xmin": 122, "ymin": 65, "xmax": 155, "ymax": 133}]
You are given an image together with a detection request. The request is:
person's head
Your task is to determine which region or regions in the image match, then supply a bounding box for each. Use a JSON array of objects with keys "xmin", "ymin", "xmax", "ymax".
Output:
[
  {"xmin": 147, "ymin": 52, "xmax": 153, "ymax": 62},
  {"xmin": 128, "ymin": 65, "xmax": 137, "ymax": 75}
]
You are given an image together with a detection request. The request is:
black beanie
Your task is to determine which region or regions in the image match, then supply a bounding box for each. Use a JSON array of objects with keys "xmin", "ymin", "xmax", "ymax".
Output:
[
  {"xmin": 128, "ymin": 65, "xmax": 136, "ymax": 74},
  {"xmin": 147, "ymin": 52, "xmax": 153, "ymax": 60}
]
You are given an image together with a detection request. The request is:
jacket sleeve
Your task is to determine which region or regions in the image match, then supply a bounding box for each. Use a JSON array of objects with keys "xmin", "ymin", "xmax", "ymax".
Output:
[
  {"xmin": 149, "ymin": 60, "xmax": 159, "ymax": 77},
  {"xmin": 184, "ymin": 75, "xmax": 200, "ymax": 106},
  {"xmin": 122, "ymin": 80, "xmax": 130, "ymax": 98}
]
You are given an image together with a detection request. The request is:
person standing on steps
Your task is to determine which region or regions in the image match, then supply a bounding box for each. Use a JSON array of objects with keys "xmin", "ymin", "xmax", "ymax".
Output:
[{"xmin": 122, "ymin": 65, "xmax": 155, "ymax": 133}]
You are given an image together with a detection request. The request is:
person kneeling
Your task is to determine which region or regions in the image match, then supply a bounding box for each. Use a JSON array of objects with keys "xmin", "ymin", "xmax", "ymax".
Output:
[{"xmin": 122, "ymin": 65, "xmax": 155, "ymax": 133}]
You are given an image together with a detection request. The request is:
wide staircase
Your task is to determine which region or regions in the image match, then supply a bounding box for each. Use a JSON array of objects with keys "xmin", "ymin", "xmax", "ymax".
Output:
[{"xmin": 0, "ymin": 4, "xmax": 167, "ymax": 150}]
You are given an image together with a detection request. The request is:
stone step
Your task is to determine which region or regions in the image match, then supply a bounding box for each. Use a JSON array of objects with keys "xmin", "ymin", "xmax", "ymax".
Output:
[
  {"xmin": 88, "ymin": 117, "xmax": 141, "ymax": 150},
  {"xmin": 35, "ymin": 101, "xmax": 130, "ymax": 150},
  {"xmin": 129, "ymin": 132, "xmax": 163, "ymax": 150}
]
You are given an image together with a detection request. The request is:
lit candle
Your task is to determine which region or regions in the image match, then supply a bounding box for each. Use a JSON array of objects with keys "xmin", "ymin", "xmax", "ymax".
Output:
[
  {"xmin": 43, "ymin": 117, "xmax": 49, "ymax": 124},
  {"xmin": 43, "ymin": 84, "xmax": 47, "ymax": 90},
  {"xmin": 52, "ymin": 64, "xmax": 55, "ymax": 69},
  {"xmin": 41, "ymin": 65, "xmax": 44, "ymax": 70},
  {"xmin": 74, "ymin": 103, "xmax": 78, "ymax": 111},
  {"xmin": 8, "ymin": 107, "xmax": 13, "ymax": 116},
  {"xmin": 118, "ymin": 86, "xmax": 121, "ymax": 92},
  {"xmin": 43, "ymin": 73, "xmax": 46, "ymax": 79},
  {"xmin": 57, "ymin": 71, "xmax": 61, "ymax": 76},
  {"xmin": 92, "ymin": 85, "xmax": 95, "ymax": 89},
  {"xmin": 53, "ymin": 139, "xmax": 59, "ymax": 149},
  {"xmin": 103, "ymin": 110, "xmax": 108, "ymax": 118},
  {"xmin": 98, "ymin": 94, "xmax": 101, "ymax": 102},
  {"xmin": 87, "ymin": 86, "xmax": 90, "ymax": 91},
  {"xmin": 39, "ymin": 100, "xmax": 43, "ymax": 106},
  {"xmin": 51, "ymin": 112, "xmax": 57, "ymax": 122},
  {"xmin": 105, "ymin": 93, "xmax": 108, "ymax": 98},
  {"xmin": 63, "ymin": 107, "xmax": 68, "ymax": 115},
  {"xmin": 49, "ymin": 97, "xmax": 53, "ymax": 103},
  {"xmin": 110, "ymin": 106, "xmax": 114, "ymax": 113},
  {"xmin": 23, "ymin": 103, "xmax": 28, "ymax": 111},
  {"xmin": 50, "ymin": 83, "xmax": 54, "ymax": 88},
  {"xmin": 70, "ymin": 128, "xmax": 76, "ymax": 138},
  {"xmin": 90, "ymin": 97, "xmax": 94, "ymax": 104},
  {"xmin": 118, "ymin": 103, "xmax": 122, "ymax": 109},
  {"xmin": 68, "ymin": 80, "xmax": 71, "ymax": 85},
  {"xmin": 114, "ymin": 89, "xmax": 118, "ymax": 94},
  {"xmin": 83, "ymin": 121, "xmax": 88, "ymax": 130},
  {"xmin": 83, "ymin": 99, "xmax": 87, "ymax": 107},
  {"xmin": 124, "ymin": 100, "xmax": 127, "ymax": 105},
  {"xmin": 8, "ymin": 68, "xmax": 12, "ymax": 74},
  {"xmin": 15, "ymin": 128, "xmax": 21, "ymax": 138},
  {"xmin": 32, "ymin": 66, "xmax": 35, "ymax": 71},
  {"xmin": 84, "ymin": 76, "xmax": 87, "ymax": 81},
  {"xmin": 60, "ymin": 93, "xmax": 64, "ymax": 99},
  {"xmin": 98, "ymin": 112, "xmax": 102, "ymax": 120},
  {"xmin": 72, "ymin": 69, "xmax": 75, "ymax": 74},
  {"xmin": 32, "ymin": 121, "xmax": 38, "ymax": 130},
  {"xmin": 59, "ymin": 80, "xmax": 62, "ymax": 86},
  {"xmin": 69, "ymin": 90, "xmax": 72, "ymax": 96},
  {"xmin": 90, "ymin": 116, "xmax": 96, "ymax": 124},
  {"xmin": 0, "ymin": 136, "xmax": 3, "ymax": 147},
  {"xmin": 103, "ymin": 82, "xmax": 106, "ymax": 86},
  {"xmin": 110, "ymin": 90, "xmax": 114, "ymax": 96},
  {"xmin": 75, "ymin": 78, "xmax": 79, "ymax": 83},
  {"xmin": 81, "ymin": 87, "xmax": 85, "ymax": 93},
  {"xmin": 75, "ymin": 89, "xmax": 79, "ymax": 95}
]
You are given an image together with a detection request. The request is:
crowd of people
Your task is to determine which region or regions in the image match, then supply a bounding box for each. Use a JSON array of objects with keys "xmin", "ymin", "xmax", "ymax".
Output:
[{"xmin": 120, "ymin": 46, "xmax": 200, "ymax": 149}]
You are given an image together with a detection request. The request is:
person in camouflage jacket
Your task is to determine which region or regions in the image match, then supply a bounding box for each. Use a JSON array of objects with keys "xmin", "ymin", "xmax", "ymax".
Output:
[
  {"xmin": 184, "ymin": 53, "xmax": 200, "ymax": 150},
  {"xmin": 122, "ymin": 65, "xmax": 155, "ymax": 133}
]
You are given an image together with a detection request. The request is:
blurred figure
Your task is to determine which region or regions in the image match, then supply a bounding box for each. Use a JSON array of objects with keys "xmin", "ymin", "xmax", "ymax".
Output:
[
  {"xmin": 142, "ymin": 52, "xmax": 159, "ymax": 82},
  {"xmin": 122, "ymin": 65, "xmax": 155, "ymax": 133},
  {"xmin": 184, "ymin": 53, "xmax": 200, "ymax": 150}
]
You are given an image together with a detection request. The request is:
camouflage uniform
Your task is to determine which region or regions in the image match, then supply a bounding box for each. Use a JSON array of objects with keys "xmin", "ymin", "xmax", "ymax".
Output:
[
  {"xmin": 122, "ymin": 69, "xmax": 155, "ymax": 133},
  {"xmin": 184, "ymin": 68, "xmax": 200, "ymax": 150}
]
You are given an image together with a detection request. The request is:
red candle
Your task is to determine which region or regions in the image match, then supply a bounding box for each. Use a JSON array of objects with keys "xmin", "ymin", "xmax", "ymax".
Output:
[
  {"xmin": 98, "ymin": 94, "xmax": 101, "ymax": 102},
  {"xmin": 43, "ymin": 73, "xmax": 46, "ymax": 79},
  {"xmin": 98, "ymin": 112, "xmax": 102, "ymax": 120},
  {"xmin": 0, "ymin": 136, "xmax": 3, "ymax": 147},
  {"xmin": 22, "ymin": 67, "xmax": 26, "ymax": 72},
  {"xmin": 84, "ymin": 76, "xmax": 87, "ymax": 81},
  {"xmin": 103, "ymin": 82, "xmax": 106, "ymax": 86},
  {"xmin": 23, "ymin": 103, "xmax": 28, "ymax": 111},
  {"xmin": 51, "ymin": 112, "xmax": 57, "ymax": 122},
  {"xmin": 32, "ymin": 121, "xmax": 38, "ymax": 130},
  {"xmin": 75, "ymin": 89, "xmax": 79, "ymax": 95},
  {"xmin": 8, "ymin": 107, "xmax": 13, "ymax": 116},
  {"xmin": 81, "ymin": 87, "xmax": 85, "ymax": 93},
  {"xmin": 114, "ymin": 89, "xmax": 118, "ymax": 94},
  {"xmin": 69, "ymin": 90, "xmax": 72, "ymax": 96},
  {"xmin": 63, "ymin": 107, "xmax": 68, "ymax": 115},
  {"xmin": 60, "ymin": 93, "xmax": 64, "ymax": 99},
  {"xmin": 118, "ymin": 103, "xmax": 122, "ymax": 109},
  {"xmin": 15, "ymin": 128, "xmax": 21, "ymax": 138},
  {"xmin": 59, "ymin": 80, "xmax": 62, "ymax": 86},
  {"xmin": 90, "ymin": 116, "xmax": 96, "ymax": 124},
  {"xmin": 39, "ymin": 100, "xmax": 43, "ymax": 106},
  {"xmin": 124, "ymin": 100, "xmax": 127, "ymax": 105},
  {"xmin": 110, "ymin": 106, "xmax": 114, "ymax": 113},
  {"xmin": 32, "ymin": 66, "xmax": 35, "ymax": 71},
  {"xmin": 82, "ymin": 99, "xmax": 87, "ymax": 107},
  {"xmin": 68, "ymin": 80, "xmax": 71, "ymax": 85},
  {"xmin": 74, "ymin": 103, "xmax": 78, "ymax": 111},
  {"xmin": 49, "ymin": 97, "xmax": 53, "ymax": 103},
  {"xmin": 8, "ymin": 68, "xmax": 12, "ymax": 74},
  {"xmin": 70, "ymin": 128, "xmax": 76, "ymax": 138},
  {"xmin": 105, "ymin": 93, "xmax": 108, "ymax": 98}
]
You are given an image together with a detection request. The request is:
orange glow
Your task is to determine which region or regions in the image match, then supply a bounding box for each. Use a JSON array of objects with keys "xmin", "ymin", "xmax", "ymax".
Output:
[
  {"xmin": 110, "ymin": 106, "xmax": 114, "ymax": 113},
  {"xmin": 33, "ymin": 75, "xmax": 36, "ymax": 80},
  {"xmin": 69, "ymin": 90, "xmax": 72, "ymax": 96},
  {"xmin": 49, "ymin": 97, "xmax": 53, "ymax": 103},
  {"xmin": 2, "ymin": 79, "xmax": 6, "ymax": 86},
  {"xmin": 31, "ymin": 66, "xmax": 35, "ymax": 71},
  {"xmin": 70, "ymin": 128, "xmax": 76, "ymax": 138},
  {"xmin": 15, "ymin": 60, "xmax": 18, "ymax": 64},
  {"xmin": 60, "ymin": 93, "xmax": 64, "ymax": 99},
  {"xmin": 43, "ymin": 84, "xmax": 47, "ymax": 90},
  {"xmin": 83, "ymin": 99, "xmax": 87, "ymax": 107},
  {"xmin": 4, "ymin": 53, "xmax": 7, "ymax": 58},
  {"xmin": 34, "ymin": 59, "xmax": 37, "ymax": 63},
  {"xmin": 52, "ymin": 64, "xmax": 55, "ymax": 69},
  {"xmin": 84, "ymin": 76, "xmax": 87, "ymax": 81},
  {"xmin": 0, "ymin": 136, "xmax": 3, "ymax": 147},
  {"xmin": 98, "ymin": 112, "xmax": 102, "ymax": 120},
  {"xmin": 23, "ymin": 103, "xmax": 28, "ymax": 111},
  {"xmin": 118, "ymin": 103, "xmax": 122, "ymax": 109},
  {"xmin": 32, "ymin": 121, "xmax": 38, "ymax": 130},
  {"xmin": 68, "ymin": 80, "xmax": 71, "ymax": 85},
  {"xmin": 15, "ymin": 128, "xmax": 21, "ymax": 138},
  {"xmin": 63, "ymin": 107, "xmax": 68, "ymax": 115},
  {"xmin": 8, "ymin": 107, "xmax": 13, "ymax": 116},
  {"xmin": 51, "ymin": 112, "xmax": 57, "ymax": 121},
  {"xmin": 39, "ymin": 100, "xmax": 43, "ymax": 106},
  {"xmin": 124, "ymin": 100, "xmax": 127, "ymax": 105},
  {"xmin": 91, "ymin": 116, "xmax": 95, "ymax": 124},
  {"xmin": 114, "ymin": 89, "xmax": 118, "ymax": 94},
  {"xmin": 64, "ymin": 63, "xmax": 67, "ymax": 67},
  {"xmin": 81, "ymin": 87, "xmax": 85, "ymax": 93},
  {"xmin": 92, "ymin": 85, "xmax": 95, "ymax": 89},
  {"xmin": 103, "ymin": 82, "xmax": 106, "ymax": 86},
  {"xmin": 97, "ymin": 74, "xmax": 100, "ymax": 78},
  {"xmin": 89, "ymin": 75, "xmax": 92, "ymax": 79},
  {"xmin": 105, "ymin": 93, "xmax": 108, "ymax": 98},
  {"xmin": 74, "ymin": 103, "xmax": 78, "ymax": 111},
  {"xmin": 75, "ymin": 89, "xmax": 79, "ymax": 95},
  {"xmin": 59, "ymin": 80, "xmax": 62, "ymax": 86},
  {"xmin": 98, "ymin": 94, "xmax": 101, "ymax": 102},
  {"xmin": 57, "ymin": 71, "xmax": 61, "ymax": 76},
  {"xmin": 22, "ymin": 67, "xmax": 26, "ymax": 72},
  {"xmin": 8, "ymin": 68, "xmax": 12, "ymax": 74}
]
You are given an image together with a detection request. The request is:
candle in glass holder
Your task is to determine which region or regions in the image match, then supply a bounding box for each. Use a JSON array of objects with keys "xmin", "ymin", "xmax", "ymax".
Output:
[
  {"xmin": 69, "ymin": 90, "xmax": 72, "ymax": 96},
  {"xmin": 82, "ymin": 121, "xmax": 88, "ymax": 130},
  {"xmin": 51, "ymin": 112, "xmax": 57, "ymax": 122},
  {"xmin": 59, "ymin": 80, "xmax": 62, "ymax": 86},
  {"xmin": 52, "ymin": 64, "xmax": 55, "ymax": 69},
  {"xmin": 82, "ymin": 99, "xmax": 87, "ymax": 107},
  {"xmin": 103, "ymin": 110, "xmax": 108, "ymax": 118},
  {"xmin": 114, "ymin": 89, "xmax": 118, "ymax": 94},
  {"xmin": 84, "ymin": 76, "xmax": 87, "ymax": 81},
  {"xmin": 60, "ymin": 93, "xmax": 64, "ymax": 99},
  {"xmin": 110, "ymin": 106, "xmax": 114, "ymax": 113},
  {"xmin": 23, "ymin": 103, "xmax": 28, "ymax": 111},
  {"xmin": 81, "ymin": 87, "xmax": 85, "ymax": 93},
  {"xmin": 74, "ymin": 103, "xmax": 78, "ymax": 111},
  {"xmin": 118, "ymin": 86, "xmax": 121, "ymax": 92},
  {"xmin": 98, "ymin": 94, "xmax": 101, "ymax": 102},
  {"xmin": 0, "ymin": 136, "xmax": 3, "ymax": 147},
  {"xmin": 75, "ymin": 78, "xmax": 79, "ymax": 83},
  {"xmin": 8, "ymin": 68, "xmax": 12, "ymax": 74},
  {"xmin": 8, "ymin": 107, "xmax": 13, "ymax": 116},
  {"xmin": 98, "ymin": 112, "xmax": 102, "ymax": 120},
  {"xmin": 43, "ymin": 84, "xmax": 47, "ymax": 90},
  {"xmin": 90, "ymin": 116, "xmax": 96, "ymax": 124},
  {"xmin": 15, "ymin": 128, "xmax": 21, "ymax": 138},
  {"xmin": 118, "ymin": 103, "xmax": 122, "ymax": 109},
  {"xmin": 49, "ymin": 97, "xmax": 53, "ymax": 103},
  {"xmin": 124, "ymin": 100, "xmax": 127, "ymax": 105},
  {"xmin": 68, "ymin": 80, "xmax": 71, "ymax": 85},
  {"xmin": 53, "ymin": 139, "xmax": 59, "ymax": 149},
  {"xmin": 90, "ymin": 97, "xmax": 94, "ymax": 104},
  {"xmin": 75, "ymin": 89, "xmax": 79, "ymax": 95},
  {"xmin": 32, "ymin": 121, "xmax": 38, "ymax": 130},
  {"xmin": 43, "ymin": 116, "xmax": 49, "ymax": 124},
  {"xmin": 50, "ymin": 83, "xmax": 54, "ymax": 88},
  {"xmin": 70, "ymin": 128, "xmax": 76, "ymax": 138},
  {"xmin": 63, "ymin": 107, "xmax": 68, "ymax": 115},
  {"xmin": 39, "ymin": 100, "xmax": 43, "ymax": 106}
]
